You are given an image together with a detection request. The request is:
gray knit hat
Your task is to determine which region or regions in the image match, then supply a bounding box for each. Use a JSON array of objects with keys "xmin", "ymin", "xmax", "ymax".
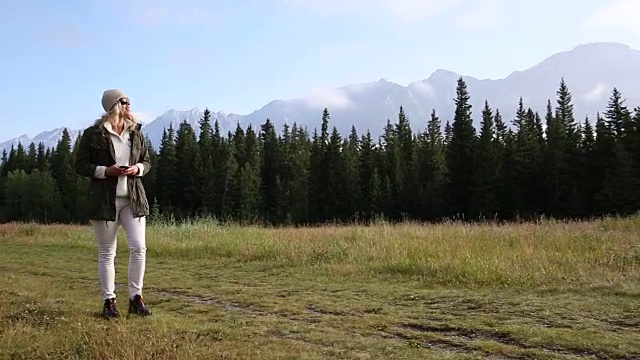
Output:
[{"xmin": 101, "ymin": 89, "xmax": 128, "ymax": 112}]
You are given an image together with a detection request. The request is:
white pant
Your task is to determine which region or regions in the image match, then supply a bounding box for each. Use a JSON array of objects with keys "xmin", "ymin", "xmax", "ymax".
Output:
[{"xmin": 91, "ymin": 197, "xmax": 147, "ymax": 300}]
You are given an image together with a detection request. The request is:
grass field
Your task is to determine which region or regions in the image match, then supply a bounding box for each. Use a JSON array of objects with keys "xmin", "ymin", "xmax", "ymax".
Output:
[{"xmin": 1, "ymin": 216, "xmax": 639, "ymax": 359}]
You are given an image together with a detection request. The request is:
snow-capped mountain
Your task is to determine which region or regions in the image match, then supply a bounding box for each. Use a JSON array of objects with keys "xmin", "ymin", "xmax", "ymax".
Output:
[
  {"xmin": 2, "ymin": 42, "xmax": 639, "ymax": 155},
  {"xmin": 241, "ymin": 42, "xmax": 640, "ymax": 135},
  {"xmin": 142, "ymin": 107, "xmax": 244, "ymax": 148},
  {"xmin": 1, "ymin": 127, "xmax": 84, "ymax": 154},
  {"xmin": 0, "ymin": 109, "xmax": 243, "ymax": 154}
]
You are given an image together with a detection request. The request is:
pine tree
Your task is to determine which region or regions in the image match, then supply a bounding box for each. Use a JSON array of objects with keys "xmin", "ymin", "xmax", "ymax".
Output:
[
  {"xmin": 259, "ymin": 119, "xmax": 281, "ymax": 224},
  {"xmin": 596, "ymin": 89, "xmax": 639, "ymax": 214},
  {"xmin": 26, "ymin": 143, "xmax": 37, "ymax": 173},
  {"xmin": 446, "ymin": 77, "xmax": 476, "ymax": 218},
  {"xmin": 380, "ymin": 118, "xmax": 400, "ymax": 218},
  {"xmin": 198, "ymin": 108, "xmax": 215, "ymax": 214},
  {"xmin": 604, "ymin": 89, "xmax": 639, "ymax": 194},
  {"xmin": 592, "ymin": 113, "xmax": 616, "ymax": 214},
  {"xmin": 497, "ymin": 128, "xmax": 519, "ymax": 219},
  {"xmin": 443, "ymin": 120, "xmax": 452, "ymax": 147},
  {"xmin": 228, "ymin": 123, "xmax": 246, "ymax": 220},
  {"xmin": 232, "ymin": 123, "xmax": 247, "ymax": 168},
  {"xmin": 174, "ymin": 120, "xmax": 203, "ymax": 216},
  {"xmin": 309, "ymin": 109, "xmax": 330, "ymax": 222},
  {"xmin": 604, "ymin": 88, "xmax": 631, "ymax": 139},
  {"xmin": 512, "ymin": 99, "xmax": 543, "ymax": 217},
  {"xmin": 472, "ymin": 101, "xmax": 499, "ymax": 218},
  {"xmin": 529, "ymin": 109, "xmax": 546, "ymax": 214},
  {"xmin": 277, "ymin": 123, "xmax": 294, "ymax": 222},
  {"xmin": 325, "ymin": 126, "xmax": 345, "ymax": 221},
  {"xmin": 13, "ymin": 143, "xmax": 27, "ymax": 173},
  {"xmin": 207, "ymin": 120, "xmax": 224, "ymax": 216},
  {"xmin": 342, "ymin": 126, "xmax": 361, "ymax": 220},
  {"xmin": 543, "ymin": 99, "xmax": 562, "ymax": 216},
  {"xmin": 3, "ymin": 145, "xmax": 17, "ymax": 175},
  {"xmin": 51, "ymin": 128, "xmax": 78, "ymax": 222},
  {"xmin": 555, "ymin": 79, "xmax": 581, "ymax": 216},
  {"xmin": 240, "ymin": 125, "xmax": 262, "ymax": 221},
  {"xmin": 36, "ymin": 143, "xmax": 49, "ymax": 171},
  {"xmin": 578, "ymin": 116, "xmax": 597, "ymax": 215},
  {"xmin": 418, "ymin": 109, "xmax": 447, "ymax": 220},
  {"xmin": 287, "ymin": 123, "xmax": 312, "ymax": 223},
  {"xmin": 210, "ymin": 119, "xmax": 234, "ymax": 218},
  {"xmin": 543, "ymin": 79, "xmax": 581, "ymax": 218},
  {"xmin": 395, "ymin": 107, "xmax": 417, "ymax": 218},
  {"xmin": 556, "ymin": 78, "xmax": 577, "ymax": 140},
  {"xmin": 156, "ymin": 125, "xmax": 178, "ymax": 215},
  {"xmin": 220, "ymin": 138, "xmax": 238, "ymax": 218},
  {"xmin": 358, "ymin": 130, "xmax": 378, "ymax": 220},
  {"xmin": 494, "ymin": 109, "xmax": 507, "ymax": 147}
]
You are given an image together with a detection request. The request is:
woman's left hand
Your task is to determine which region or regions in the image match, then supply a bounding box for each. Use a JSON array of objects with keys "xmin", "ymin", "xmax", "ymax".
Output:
[{"xmin": 122, "ymin": 166, "xmax": 139, "ymax": 176}]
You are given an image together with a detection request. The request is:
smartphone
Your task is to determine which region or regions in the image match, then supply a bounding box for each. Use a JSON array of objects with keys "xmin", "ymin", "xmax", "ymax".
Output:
[{"xmin": 119, "ymin": 166, "xmax": 129, "ymax": 170}]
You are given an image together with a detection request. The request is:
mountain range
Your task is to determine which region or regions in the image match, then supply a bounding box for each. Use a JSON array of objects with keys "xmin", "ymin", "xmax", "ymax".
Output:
[{"xmin": 2, "ymin": 42, "xmax": 639, "ymax": 154}]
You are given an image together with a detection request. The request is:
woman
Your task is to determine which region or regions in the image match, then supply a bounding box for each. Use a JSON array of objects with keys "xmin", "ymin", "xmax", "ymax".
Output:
[{"xmin": 75, "ymin": 89, "xmax": 152, "ymax": 319}]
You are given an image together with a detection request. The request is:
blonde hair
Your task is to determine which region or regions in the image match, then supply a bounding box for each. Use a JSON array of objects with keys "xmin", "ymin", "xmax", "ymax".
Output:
[{"xmin": 94, "ymin": 101, "xmax": 137, "ymax": 127}]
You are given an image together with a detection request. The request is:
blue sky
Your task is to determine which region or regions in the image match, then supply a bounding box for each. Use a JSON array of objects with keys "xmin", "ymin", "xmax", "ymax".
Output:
[{"xmin": 1, "ymin": 0, "xmax": 638, "ymax": 141}]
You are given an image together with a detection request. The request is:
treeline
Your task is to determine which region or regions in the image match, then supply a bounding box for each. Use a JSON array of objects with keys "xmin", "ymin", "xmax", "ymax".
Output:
[{"xmin": 1, "ymin": 77, "xmax": 639, "ymax": 225}]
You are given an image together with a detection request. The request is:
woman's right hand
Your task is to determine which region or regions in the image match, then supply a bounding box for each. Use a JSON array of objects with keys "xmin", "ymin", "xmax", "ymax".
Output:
[{"xmin": 104, "ymin": 164, "xmax": 125, "ymax": 177}]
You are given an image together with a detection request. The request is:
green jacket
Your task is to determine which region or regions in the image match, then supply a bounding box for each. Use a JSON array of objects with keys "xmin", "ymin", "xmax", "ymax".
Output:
[{"xmin": 74, "ymin": 122, "xmax": 151, "ymax": 221}]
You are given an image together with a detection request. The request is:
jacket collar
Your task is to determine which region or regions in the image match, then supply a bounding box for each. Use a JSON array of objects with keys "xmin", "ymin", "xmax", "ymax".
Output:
[{"xmin": 94, "ymin": 120, "xmax": 141, "ymax": 135}]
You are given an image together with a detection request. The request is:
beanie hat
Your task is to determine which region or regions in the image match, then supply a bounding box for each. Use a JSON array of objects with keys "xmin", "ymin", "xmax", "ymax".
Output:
[{"xmin": 101, "ymin": 89, "xmax": 128, "ymax": 112}]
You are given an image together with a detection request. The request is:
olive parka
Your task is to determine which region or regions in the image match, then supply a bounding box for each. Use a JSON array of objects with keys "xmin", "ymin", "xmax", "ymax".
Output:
[{"xmin": 74, "ymin": 121, "xmax": 151, "ymax": 221}]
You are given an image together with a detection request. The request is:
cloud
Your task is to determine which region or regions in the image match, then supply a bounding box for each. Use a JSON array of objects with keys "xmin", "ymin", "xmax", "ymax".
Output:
[
  {"xmin": 96, "ymin": 0, "xmax": 219, "ymax": 26},
  {"xmin": 133, "ymin": 112, "xmax": 152, "ymax": 121},
  {"xmin": 410, "ymin": 82, "xmax": 436, "ymax": 98},
  {"xmin": 454, "ymin": 0, "xmax": 502, "ymax": 30},
  {"xmin": 583, "ymin": 83, "xmax": 608, "ymax": 102},
  {"xmin": 583, "ymin": 0, "xmax": 640, "ymax": 35},
  {"xmin": 382, "ymin": 0, "xmax": 460, "ymax": 22},
  {"xmin": 283, "ymin": 0, "xmax": 460, "ymax": 23},
  {"xmin": 347, "ymin": 81, "xmax": 378, "ymax": 95},
  {"xmin": 41, "ymin": 24, "xmax": 99, "ymax": 48},
  {"xmin": 284, "ymin": 0, "xmax": 508, "ymax": 27},
  {"xmin": 281, "ymin": 0, "xmax": 364, "ymax": 16},
  {"xmin": 300, "ymin": 88, "xmax": 352, "ymax": 109}
]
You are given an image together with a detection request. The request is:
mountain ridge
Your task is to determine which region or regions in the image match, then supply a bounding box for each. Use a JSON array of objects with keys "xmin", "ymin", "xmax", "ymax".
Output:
[{"xmin": 2, "ymin": 41, "xmax": 639, "ymax": 153}]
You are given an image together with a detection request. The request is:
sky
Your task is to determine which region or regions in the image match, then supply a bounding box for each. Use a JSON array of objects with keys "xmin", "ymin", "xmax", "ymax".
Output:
[{"xmin": 1, "ymin": 0, "xmax": 639, "ymax": 141}]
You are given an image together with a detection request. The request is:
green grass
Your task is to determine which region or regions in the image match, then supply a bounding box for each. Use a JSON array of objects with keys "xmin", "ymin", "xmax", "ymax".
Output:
[{"xmin": 1, "ymin": 216, "xmax": 639, "ymax": 359}]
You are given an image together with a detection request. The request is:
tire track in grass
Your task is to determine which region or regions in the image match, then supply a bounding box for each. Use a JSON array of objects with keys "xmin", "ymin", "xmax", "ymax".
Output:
[
  {"xmin": 152, "ymin": 288, "xmax": 476, "ymax": 357},
  {"xmin": 394, "ymin": 322, "xmax": 637, "ymax": 359},
  {"xmin": 153, "ymin": 288, "xmax": 591, "ymax": 359}
]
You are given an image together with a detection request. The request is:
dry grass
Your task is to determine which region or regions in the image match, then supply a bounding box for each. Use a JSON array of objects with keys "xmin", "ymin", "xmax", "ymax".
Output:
[
  {"xmin": 1, "ymin": 216, "xmax": 639, "ymax": 359},
  {"xmin": 148, "ymin": 217, "xmax": 640, "ymax": 288}
]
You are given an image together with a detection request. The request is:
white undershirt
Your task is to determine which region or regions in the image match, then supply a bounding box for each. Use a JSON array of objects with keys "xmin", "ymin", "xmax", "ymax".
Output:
[{"xmin": 93, "ymin": 121, "xmax": 145, "ymax": 198}]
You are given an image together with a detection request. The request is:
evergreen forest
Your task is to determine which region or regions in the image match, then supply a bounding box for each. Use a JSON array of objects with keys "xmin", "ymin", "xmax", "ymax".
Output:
[{"xmin": 1, "ymin": 78, "xmax": 639, "ymax": 225}]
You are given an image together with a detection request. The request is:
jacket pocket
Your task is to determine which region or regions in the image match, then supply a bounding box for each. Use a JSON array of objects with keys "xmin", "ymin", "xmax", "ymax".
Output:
[
  {"xmin": 130, "ymin": 180, "xmax": 149, "ymax": 216},
  {"xmin": 90, "ymin": 136, "xmax": 113, "ymax": 165},
  {"xmin": 90, "ymin": 134, "xmax": 111, "ymax": 150},
  {"xmin": 130, "ymin": 133, "xmax": 143, "ymax": 164}
]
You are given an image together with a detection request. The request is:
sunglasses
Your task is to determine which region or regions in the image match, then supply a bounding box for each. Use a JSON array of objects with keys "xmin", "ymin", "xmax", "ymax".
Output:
[{"xmin": 119, "ymin": 97, "xmax": 130, "ymax": 106}]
